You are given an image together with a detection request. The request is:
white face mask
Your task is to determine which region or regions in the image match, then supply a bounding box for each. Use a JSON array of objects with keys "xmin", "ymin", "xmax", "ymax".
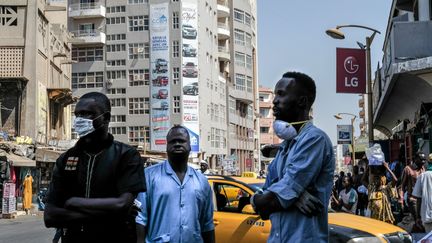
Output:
[
  {"xmin": 73, "ymin": 113, "xmax": 105, "ymax": 138},
  {"xmin": 273, "ymin": 120, "xmax": 308, "ymax": 140}
]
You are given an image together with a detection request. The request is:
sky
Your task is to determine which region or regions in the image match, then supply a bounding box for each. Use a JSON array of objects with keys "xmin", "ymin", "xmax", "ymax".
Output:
[{"xmin": 257, "ymin": 0, "xmax": 393, "ymax": 145}]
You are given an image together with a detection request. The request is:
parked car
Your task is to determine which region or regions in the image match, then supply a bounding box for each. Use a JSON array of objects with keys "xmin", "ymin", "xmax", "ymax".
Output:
[
  {"xmin": 154, "ymin": 58, "xmax": 168, "ymax": 73},
  {"xmin": 208, "ymin": 175, "xmax": 412, "ymax": 243},
  {"xmin": 183, "ymin": 44, "xmax": 197, "ymax": 57},
  {"xmin": 152, "ymin": 76, "xmax": 168, "ymax": 86},
  {"xmin": 182, "ymin": 62, "xmax": 198, "ymax": 78},
  {"xmin": 152, "ymin": 89, "xmax": 168, "ymax": 99},
  {"xmin": 183, "ymin": 82, "xmax": 198, "ymax": 96},
  {"xmin": 182, "ymin": 24, "xmax": 197, "ymax": 39},
  {"xmin": 152, "ymin": 101, "xmax": 169, "ymax": 110}
]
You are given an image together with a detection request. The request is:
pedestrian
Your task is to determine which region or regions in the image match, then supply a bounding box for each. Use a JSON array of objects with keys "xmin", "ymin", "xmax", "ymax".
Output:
[
  {"xmin": 399, "ymin": 152, "xmax": 426, "ymax": 224},
  {"xmin": 23, "ymin": 171, "xmax": 33, "ymax": 215},
  {"xmin": 200, "ymin": 160, "xmax": 211, "ymax": 175},
  {"xmin": 352, "ymin": 166, "xmax": 361, "ymax": 190},
  {"xmin": 362, "ymin": 161, "xmax": 398, "ymax": 224},
  {"xmin": 335, "ymin": 171, "xmax": 345, "ymax": 193},
  {"xmin": 334, "ymin": 176, "xmax": 358, "ymax": 214},
  {"xmin": 43, "ymin": 92, "xmax": 146, "ymax": 243},
  {"xmin": 136, "ymin": 125, "xmax": 215, "ymax": 243},
  {"xmin": 251, "ymin": 71, "xmax": 335, "ymax": 242},
  {"xmin": 412, "ymin": 153, "xmax": 432, "ymax": 233}
]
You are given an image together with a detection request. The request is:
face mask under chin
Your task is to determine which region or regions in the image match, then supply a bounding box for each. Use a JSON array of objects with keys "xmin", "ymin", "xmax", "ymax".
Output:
[{"xmin": 273, "ymin": 120, "xmax": 308, "ymax": 140}]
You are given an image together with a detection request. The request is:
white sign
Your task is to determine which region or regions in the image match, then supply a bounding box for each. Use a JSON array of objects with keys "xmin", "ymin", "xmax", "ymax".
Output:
[{"xmin": 337, "ymin": 125, "xmax": 352, "ymax": 145}]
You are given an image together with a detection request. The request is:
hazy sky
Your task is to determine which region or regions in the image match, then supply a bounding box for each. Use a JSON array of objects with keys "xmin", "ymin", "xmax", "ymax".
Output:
[{"xmin": 257, "ymin": 0, "xmax": 393, "ymax": 145}]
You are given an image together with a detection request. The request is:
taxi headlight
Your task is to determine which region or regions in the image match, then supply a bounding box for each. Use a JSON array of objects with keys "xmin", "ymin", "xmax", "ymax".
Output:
[{"xmin": 347, "ymin": 237, "xmax": 382, "ymax": 243}]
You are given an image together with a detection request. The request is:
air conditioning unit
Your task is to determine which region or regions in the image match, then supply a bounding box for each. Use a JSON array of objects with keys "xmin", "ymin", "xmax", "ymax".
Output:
[
  {"xmin": 139, "ymin": 74, "xmax": 145, "ymax": 80},
  {"xmin": 137, "ymin": 47, "xmax": 144, "ymax": 53},
  {"xmin": 106, "ymin": 79, "xmax": 113, "ymax": 86},
  {"xmin": 138, "ymin": 19, "xmax": 145, "ymax": 26},
  {"xmin": 133, "ymin": 47, "xmax": 139, "ymax": 54},
  {"xmin": 134, "ymin": 74, "xmax": 141, "ymax": 80}
]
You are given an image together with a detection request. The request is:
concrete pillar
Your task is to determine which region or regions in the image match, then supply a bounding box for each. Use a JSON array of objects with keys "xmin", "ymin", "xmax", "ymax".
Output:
[{"xmin": 418, "ymin": 0, "xmax": 431, "ymax": 21}]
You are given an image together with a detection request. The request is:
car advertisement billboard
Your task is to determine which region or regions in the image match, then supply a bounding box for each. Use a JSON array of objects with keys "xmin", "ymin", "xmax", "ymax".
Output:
[
  {"xmin": 337, "ymin": 124, "xmax": 353, "ymax": 145},
  {"xmin": 181, "ymin": 1, "xmax": 200, "ymax": 153},
  {"xmin": 150, "ymin": 3, "xmax": 170, "ymax": 151}
]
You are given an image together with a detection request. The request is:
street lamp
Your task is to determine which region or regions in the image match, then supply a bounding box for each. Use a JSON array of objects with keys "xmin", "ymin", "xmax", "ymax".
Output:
[
  {"xmin": 326, "ymin": 25, "xmax": 381, "ymax": 145},
  {"xmin": 334, "ymin": 112, "xmax": 357, "ymax": 165}
]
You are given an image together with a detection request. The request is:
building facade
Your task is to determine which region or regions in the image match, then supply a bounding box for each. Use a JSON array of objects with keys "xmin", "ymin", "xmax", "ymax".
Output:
[
  {"xmin": 0, "ymin": 0, "xmax": 73, "ymax": 143},
  {"xmin": 67, "ymin": 0, "xmax": 259, "ymax": 174},
  {"xmin": 373, "ymin": 0, "xmax": 432, "ymax": 162}
]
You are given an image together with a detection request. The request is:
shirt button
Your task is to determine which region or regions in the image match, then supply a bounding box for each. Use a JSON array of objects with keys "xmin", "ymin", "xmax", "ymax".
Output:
[
  {"xmin": 181, "ymin": 185, "xmax": 184, "ymax": 189},
  {"xmin": 181, "ymin": 203, "xmax": 184, "ymax": 207}
]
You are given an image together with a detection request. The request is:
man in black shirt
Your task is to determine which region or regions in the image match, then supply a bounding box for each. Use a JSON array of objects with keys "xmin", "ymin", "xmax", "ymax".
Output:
[{"xmin": 44, "ymin": 92, "xmax": 146, "ymax": 243}]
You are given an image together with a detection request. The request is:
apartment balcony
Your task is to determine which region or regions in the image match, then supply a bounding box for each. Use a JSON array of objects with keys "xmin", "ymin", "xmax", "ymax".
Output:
[
  {"xmin": 217, "ymin": 23, "xmax": 230, "ymax": 40},
  {"xmin": 358, "ymin": 97, "xmax": 364, "ymax": 108},
  {"xmin": 218, "ymin": 46, "xmax": 231, "ymax": 62},
  {"xmin": 70, "ymin": 30, "xmax": 106, "ymax": 45},
  {"xmin": 373, "ymin": 20, "xmax": 432, "ymax": 133},
  {"xmin": 217, "ymin": 0, "xmax": 230, "ymax": 18},
  {"xmin": 69, "ymin": 2, "xmax": 106, "ymax": 19},
  {"xmin": 229, "ymin": 86, "xmax": 253, "ymax": 105},
  {"xmin": 219, "ymin": 73, "xmax": 227, "ymax": 83},
  {"xmin": 359, "ymin": 110, "xmax": 365, "ymax": 119}
]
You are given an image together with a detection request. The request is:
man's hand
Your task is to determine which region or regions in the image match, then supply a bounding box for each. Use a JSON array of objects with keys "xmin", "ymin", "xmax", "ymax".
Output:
[
  {"xmin": 251, "ymin": 192, "xmax": 283, "ymax": 220},
  {"xmin": 294, "ymin": 190, "xmax": 324, "ymax": 217}
]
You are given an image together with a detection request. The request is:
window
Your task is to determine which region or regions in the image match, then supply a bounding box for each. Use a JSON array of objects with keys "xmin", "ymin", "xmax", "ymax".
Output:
[
  {"xmin": 128, "ymin": 0, "xmax": 148, "ymax": 4},
  {"xmin": 110, "ymin": 98, "xmax": 126, "ymax": 107},
  {"xmin": 106, "ymin": 5, "xmax": 126, "ymax": 13},
  {"xmin": 173, "ymin": 40, "xmax": 179, "ymax": 57},
  {"xmin": 247, "ymin": 105, "xmax": 253, "ymax": 120},
  {"xmin": 128, "ymin": 97, "xmax": 149, "ymax": 114},
  {"xmin": 107, "ymin": 70, "xmax": 126, "ymax": 80},
  {"xmin": 172, "ymin": 12, "xmax": 179, "ymax": 29},
  {"xmin": 245, "ymin": 33, "xmax": 252, "ymax": 47},
  {"xmin": 234, "ymin": 29, "xmax": 245, "ymax": 46},
  {"xmin": 245, "ymin": 13, "xmax": 251, "ymax": 26},
  {"xmin": 106, "ymin": 33, "xmax": 126, "ymax": 41},
  {"xmin": 246, "ymin": 76, "xmax": 253, "ymax": 93},
  {"xmin": 260, "ymin": 108, "xmax": 270, "ymax": 118},
  {"xmin": 110, "ymin": 115, "xmax": 126, "ymax": 122},
  {"xmin": 235, "ymin": 52, "xmax": 245, "ymax": 67},
  {"xmin": 128, "ymin": 126, "xmax": 149, "ymax": 143},
  {"xmin": 72, "ymin": 72, "xmax": 104, "ymax": 89},
  {"xmin": 107, "ymin": 59, "xmax": 126, "ymax": 66},
  {"xmin": 106, "ymin": 17, "xmax": 125, "ymax": 25},
  {"xmin": 260, "ymin": 127, "xmax": 269, "ymax": 133},
  {"xmin": 128, "ymin": 43, "xmax": 149, "ymax": 59},
  {"xmin": 107, "ymin": 88, "xmax": 126, "ymax": 94},
  {"xmin": 72, "ymin": 47, "xmax": 103, "ymax": 62},
  {"xmin": 220, "ymin": 105, "xmax": 226, "ymax": 123},
  {"xmin": 109, "ymin": 126, "xmax": 126, "ymax": 135},
  {"xmin": 129, "ymin": 69, "xmax": 150, "ymax": 86},
  {"xmin": 235, "ymin": 74, "xmax": 246, "ymax": 91},
  {"xmin": 173, "ymin": 96, "xmax": 180, "ymax": 113},
  {"xmin": 0, "ymin": 6, "xmax": 18, "ymax": 26},
  {"xmin": 106, "ymin": 44, "xmax": 126, "ymax": 52},
  {"xmin": 229, "ymin": 97, "xmax": 235, "ymax": 114},
  {"xmin": 213, "ymin": 182, "xmax": 251, "ymax": 212},
  {"xmin": 173, "ymin": 67, "xmax": 180, "ymax": 85},
  {"xmin": 128, "ymin": 16, "xmax": 149, "ymax": 31},
  {"xmin": 234, "ymin": 9, "xmax": 244, "ymax": 23},
  {"xmin": 246, "ymin": 55, "xmax": 252, "ymax": 69}
]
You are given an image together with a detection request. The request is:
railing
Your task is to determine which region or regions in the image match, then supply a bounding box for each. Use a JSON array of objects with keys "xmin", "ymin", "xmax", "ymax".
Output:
[
  {"xmin": 217, "ymin": 22, "xmax": 229, "ymax": 30},
  {"xmin": 69, "ymin": 2, "xmax": 102, "ymax": 11},
  {"xmin": 71, "ymin": 29, "xmax": 103, "ymax": 38},
  {"xmin": 217, "ymin": 0, "xmax": 228, "ymax": 7},
  {"xmin": 218, "ymin": 46, "xmax": 229, "ymax": 53}
]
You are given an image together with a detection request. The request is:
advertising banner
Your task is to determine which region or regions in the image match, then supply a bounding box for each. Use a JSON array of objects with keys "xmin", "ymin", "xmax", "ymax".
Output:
[
  {"xmin": 181, "ymin": 1, "xmax": 200, "ymax": 153},
  {"xmin": 336, "ymin": 48, "xmax": 366, "ymax": 94},
  {"xmin": 337, "ymin": 125, "xmax": 352, "ymax": 145},
  {"xmin": 150, "ymin": 3, "xmax": 170, "ymax": 151}
]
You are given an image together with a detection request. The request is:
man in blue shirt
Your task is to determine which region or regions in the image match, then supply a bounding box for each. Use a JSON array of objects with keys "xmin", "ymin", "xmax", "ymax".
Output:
[
  {"xmin": 252, "ymin": 72, "xmax": 335, "ymax": 243},
  {"xmin": 136, "ymin": 125, "xmax": 215, "ymax": 243}
]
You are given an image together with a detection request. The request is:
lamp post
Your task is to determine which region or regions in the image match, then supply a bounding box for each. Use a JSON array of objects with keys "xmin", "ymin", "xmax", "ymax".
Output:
[
  {"xmin": 326, "ymin": 25, "xmax": 381, "ymax": 145},
  {"xmin": 335, "ymin": 113, "xmax": 357, "ymax": 165}
]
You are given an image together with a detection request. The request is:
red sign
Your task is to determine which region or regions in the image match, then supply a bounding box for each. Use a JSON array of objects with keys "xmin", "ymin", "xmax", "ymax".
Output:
[
  {"xmin": 336, "ymin": 48, "xmax": 366, "ymax": 94},
  {"xmin": 246, "ymin": 158, "xmax": 252, "ymax": 168}
]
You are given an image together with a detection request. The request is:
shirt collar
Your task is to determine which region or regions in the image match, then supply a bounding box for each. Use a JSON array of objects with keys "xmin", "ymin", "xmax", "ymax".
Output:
[{"xmin": 164, "ymin": 160, "xmax": 194, "ymax": 177}]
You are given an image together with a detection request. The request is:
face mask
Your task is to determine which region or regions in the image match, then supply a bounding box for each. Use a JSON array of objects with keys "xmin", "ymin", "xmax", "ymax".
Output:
[
  {"xmin": 273, "ymin": 120, "xmax": 308, "ymax": 140},
  {"xmin": 73, "ymin": 113, "xmax": 105, "ymax": 138}
]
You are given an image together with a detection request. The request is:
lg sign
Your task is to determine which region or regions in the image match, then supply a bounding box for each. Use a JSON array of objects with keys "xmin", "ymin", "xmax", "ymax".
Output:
[{"xmin": 336, "ymin": 48, "xmax": 366, "ymax": 94}]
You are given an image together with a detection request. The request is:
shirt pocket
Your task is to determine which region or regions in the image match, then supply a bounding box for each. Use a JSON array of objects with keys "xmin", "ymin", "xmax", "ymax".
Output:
[{"xmin": 194, "ymin": 189, "xmax": 205, "ymax": 215}]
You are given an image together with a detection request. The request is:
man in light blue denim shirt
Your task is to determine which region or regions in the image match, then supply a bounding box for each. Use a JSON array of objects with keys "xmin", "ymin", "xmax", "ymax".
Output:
[
  {"xmin": 252, "ymin": 72, "xmax": 335, "ymax": 243},
  {"xmin": 136, "ymin": 125, "xmax": 215, "ymax": 243}
]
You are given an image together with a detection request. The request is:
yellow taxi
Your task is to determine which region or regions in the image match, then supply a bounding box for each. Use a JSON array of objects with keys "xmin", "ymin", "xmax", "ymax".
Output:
[{"xmin": 208, "ymin": 175, "xmax": 412, "ymax": 243}]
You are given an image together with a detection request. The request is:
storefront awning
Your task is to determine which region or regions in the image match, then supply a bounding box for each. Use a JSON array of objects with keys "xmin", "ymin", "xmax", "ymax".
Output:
[{"xmin": 7, "ymin": 153, "xmax": 35, "ymax": 167}]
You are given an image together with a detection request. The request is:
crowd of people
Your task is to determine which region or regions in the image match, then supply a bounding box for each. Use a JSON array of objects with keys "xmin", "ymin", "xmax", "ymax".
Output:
[{"xmin": 330, "ymin": 152, "xmax": 432, "ymax": 234}]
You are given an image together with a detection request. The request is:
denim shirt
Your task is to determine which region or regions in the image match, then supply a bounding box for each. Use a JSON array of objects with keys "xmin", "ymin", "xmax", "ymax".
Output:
[
  {"xmin": 263, "ymin": 122, "xmax": 335, "ymax": 243},
  {"xmin": 136, "ymin": 161, "xmax": 214, "ymax": 243}
]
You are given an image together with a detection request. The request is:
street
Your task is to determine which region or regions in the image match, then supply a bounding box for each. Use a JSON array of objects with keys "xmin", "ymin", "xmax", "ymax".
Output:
[{"xmin": 0, "ymin": 215, "xmax": 52, "ymax": 243}]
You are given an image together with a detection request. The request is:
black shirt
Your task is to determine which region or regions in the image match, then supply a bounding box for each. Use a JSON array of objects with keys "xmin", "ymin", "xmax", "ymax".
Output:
[{"xmin": 47, "ymin": 134, "xmax": 146, "ymax": 243}]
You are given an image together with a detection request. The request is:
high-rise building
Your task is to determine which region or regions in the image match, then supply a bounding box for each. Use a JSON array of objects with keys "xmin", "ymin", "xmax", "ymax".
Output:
[
  {"xmin": 67, "ymin": 0, "xmax": 259, "ymax": 174},
  {"xmin": 0, "ymin": 0, "xmax": 73, "ymax": 143}
]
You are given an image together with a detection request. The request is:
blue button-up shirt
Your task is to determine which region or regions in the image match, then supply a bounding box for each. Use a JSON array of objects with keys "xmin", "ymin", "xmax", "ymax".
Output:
[
  {"xmin": 136, "ymin": 161, "xmax": 214, "ymax": 243},
  {"xmin": 264, "ymin": 122, "xmax": 335, "ymax": 243}
]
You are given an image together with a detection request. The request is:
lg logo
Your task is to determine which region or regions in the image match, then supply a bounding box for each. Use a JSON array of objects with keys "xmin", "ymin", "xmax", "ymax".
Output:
[{"xmin": 344, "ymin": 56, "xmax": 359, "ymax": 87}]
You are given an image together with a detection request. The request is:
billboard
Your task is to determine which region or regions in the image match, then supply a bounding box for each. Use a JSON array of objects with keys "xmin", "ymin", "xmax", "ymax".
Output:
[
  {"xmin": 336, "ymin": 48, "xmax": 366, "ymax": 94},
  {"xmin": 181, "ymin": 1, "xmax": 200, "ymax": 153},
  {"xmin": 337, "ymin": 125, "xmax": 352, "ymax": 145},
  {"xmin": 150, "ymin": 3, "xmax": 170, "ymax": 151}
]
